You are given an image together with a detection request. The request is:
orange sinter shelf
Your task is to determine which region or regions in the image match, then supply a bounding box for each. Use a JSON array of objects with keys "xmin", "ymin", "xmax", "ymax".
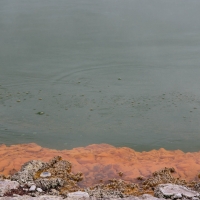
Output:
[{"xmin": 0, "ymin": 143, "xmax": 200, "ymax": 187}]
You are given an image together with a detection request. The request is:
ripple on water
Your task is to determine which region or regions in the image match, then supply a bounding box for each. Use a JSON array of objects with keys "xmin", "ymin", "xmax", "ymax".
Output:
[{"xmin": 1, "ymin": 66, "xmax": 200, "ymax": 151}]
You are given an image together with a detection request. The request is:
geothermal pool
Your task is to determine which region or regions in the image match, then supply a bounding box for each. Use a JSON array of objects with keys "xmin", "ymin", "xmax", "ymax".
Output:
[{"xmin": 1, "ymin": 0, "xmax": 200, "ymax": 152}]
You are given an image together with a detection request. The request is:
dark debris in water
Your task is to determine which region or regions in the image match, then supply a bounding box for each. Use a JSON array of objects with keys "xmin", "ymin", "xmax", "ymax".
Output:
[{"xmin": 36, "ymin": 111, "xmax": 44, "ymax": 115}]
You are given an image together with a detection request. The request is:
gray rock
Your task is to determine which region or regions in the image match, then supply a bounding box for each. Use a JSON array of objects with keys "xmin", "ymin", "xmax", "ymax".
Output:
[
  {"xmin": 155, "ymin": 184, "xmax": 200, "ymax": 199},
  {"xmin": 49, "ymin": 189, "xmax": 60, "ymax": 196},
  {"xmin": 37, "ymin": 196, "xmax": 63, "ymax": 200},
  {"xmin": 139, "ymin": 194, "xmax": 165, "ymax": 199},
  {"xmin": 192, "ymin": 198, "xmax": 200, "ymax": 200},
  {"xmin": 27, "ymin": 182, "xmax": 36, "ymax": 187},
  {"xmin": 0, "ymin": 195, "xmax": 64, "ymax": 199},
  {"xmin": 86, "ymin": 188, "xmax": 127, "ymax": 199},
  {"xmin": 86, "ymin": 194, "xmax": 164, "ymax": 200},
  {"xmin": 11, "ymin": 160, "xmax": 47, "ymax": 184},
  {"xmin": 13, "ymin": 194, "xmax": 20, "ymax": 197},
  {"xmin": 86, "ymin": 188, "xmax": 164, "ymax": 199},
  {"xmin": 173, "ymin": 193, "xmax": 182, "ymax": 199},
  {"xmin": 120, "ymin": 194, "xmax": 165, "ymax": 200},
  {"xmin": 0, "ymin": 180, "xmax": 19, "ymax": 196},
  {"xmin": 67, "ymin": 191, "xmax": 89, "ymax": 200},
  {"xmin": 29, "ymin": 185, "xmax": 36, "ymax": 191},
  {"xmin": 37, "ymin": 188, "xmax": 43, "ymax": 192},
  {"xmin": 35, "ymin": 178, "xmax": 64, "ymax": 190}
]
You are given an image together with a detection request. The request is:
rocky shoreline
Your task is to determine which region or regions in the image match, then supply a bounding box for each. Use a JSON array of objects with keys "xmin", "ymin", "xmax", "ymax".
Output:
[{"xmin": 1, "ymin": 156, "xmax": 200, "ymax": 199}]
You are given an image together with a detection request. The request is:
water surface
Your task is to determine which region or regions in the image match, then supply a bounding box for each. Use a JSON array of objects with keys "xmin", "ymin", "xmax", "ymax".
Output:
[{"xmin": 1, "ymin": 0, "xmax": 200, "ymax": 151}]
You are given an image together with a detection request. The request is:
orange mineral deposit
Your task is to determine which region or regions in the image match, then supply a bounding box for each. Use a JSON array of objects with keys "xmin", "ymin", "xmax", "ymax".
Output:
[{"xmin": 0, "ymin": 143, "xmax": 200, "ymax": 187}]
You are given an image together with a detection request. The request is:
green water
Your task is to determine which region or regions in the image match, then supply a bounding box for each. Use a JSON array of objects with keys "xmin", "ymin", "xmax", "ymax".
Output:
[{"xmin": 1, "ymin": 0, "xmax": 200, "ymax": 151}]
